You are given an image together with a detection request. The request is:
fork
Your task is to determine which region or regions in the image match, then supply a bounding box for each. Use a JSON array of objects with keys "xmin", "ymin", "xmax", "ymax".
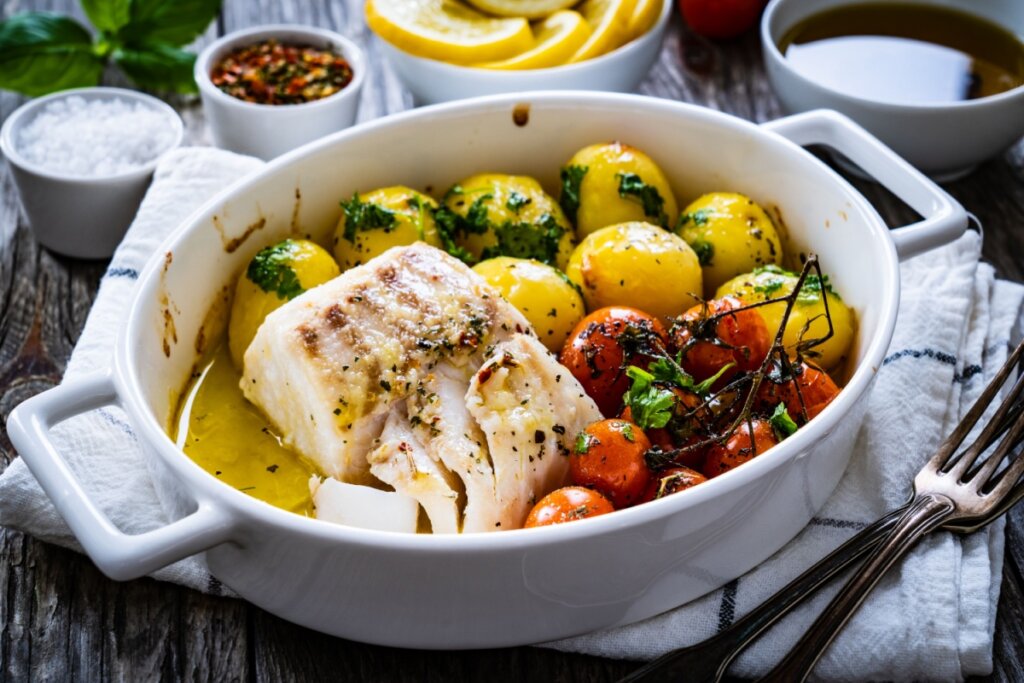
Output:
[
  {"xmin": 620, "ymin": 338, "xmax": 1024, "ymax": 683},
  {"xmin": 758, "ymin": 337, "xmax": 1024, "ymax": 682}
]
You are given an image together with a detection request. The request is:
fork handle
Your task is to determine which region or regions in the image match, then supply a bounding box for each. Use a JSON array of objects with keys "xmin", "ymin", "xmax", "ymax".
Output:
[{"xmin": 758, "ymin": 493, "xmax": 957, "ymax": 683}]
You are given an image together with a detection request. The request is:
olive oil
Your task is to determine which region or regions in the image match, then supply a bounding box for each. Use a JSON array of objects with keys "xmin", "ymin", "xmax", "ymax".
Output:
[{"xmin": 779, "ymin": 4, "xmax": 1024, "ymax": 104}]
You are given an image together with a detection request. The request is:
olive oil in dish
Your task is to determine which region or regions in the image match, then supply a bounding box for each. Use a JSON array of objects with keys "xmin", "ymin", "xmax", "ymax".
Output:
[{"xmin": 778, "ymin": 3, "xmax": 1024, "ymax": 105}]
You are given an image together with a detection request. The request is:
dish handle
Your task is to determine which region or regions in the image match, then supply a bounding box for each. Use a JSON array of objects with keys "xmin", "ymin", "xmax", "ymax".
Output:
[
  {"xmin": 762, "ymin": 110, "xmax": 968, "ymax": 261},
  {"xmin": 5, "ymin": 371, "xmax": 236, "ymax": 581}
]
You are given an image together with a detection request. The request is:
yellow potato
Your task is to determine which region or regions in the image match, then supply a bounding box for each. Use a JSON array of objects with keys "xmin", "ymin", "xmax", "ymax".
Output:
[
  {"xmin": 560, "ymin": 142, "xmax": 678, "ymax": 237},
  {"xmin": 228, "ymin": 239, "xmax": 340, "ymax": 369},
  {"xmin": 677, "ymin": 192, "xmax": 784, "ymax": 297},
  {"xmin": 716, "ymin": 265, "xmax": 855, "ymax": 371},
  {"xmin": 472, "ymin": 257, "xmax": 585, "ymax": 352},
  {"xmin": 441, "ymin": 173, "xmax": 575, "ymax": 269},
  {"xmin": 565, "ymin": 221, "xmax": 702, "ymax": 321},
  {"xmin": 334, "ymin": 186, "xmax": 442, "ymax": 270}
]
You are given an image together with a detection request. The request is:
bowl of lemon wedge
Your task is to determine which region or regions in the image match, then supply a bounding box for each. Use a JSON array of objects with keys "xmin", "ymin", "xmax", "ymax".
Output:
[{"xmin": 366, "ymin": 0, "xmax": 671, "ymax": 105}]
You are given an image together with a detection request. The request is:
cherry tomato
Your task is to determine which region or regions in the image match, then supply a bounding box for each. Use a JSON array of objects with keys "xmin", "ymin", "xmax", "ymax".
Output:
[
  {"xmin": 561, "ymin": 306, "xmax": 670, "ymax": 417},
  {"xmin": 703, "ymin": 418, "xmax": 777, "ymax": 478},
  {"xmin": 672, "ymin": 296, "xmax": 770, "ymax": 386},
  {"xmin": 643, "ymin": 466, "xmax": 708, "ymax": 502},
  {"xmin": 757, "ymin": 361, "xmax": 840, "ymax": 423},
  {"xmin": 524, "ymin": 487, "xmax": 615, "ymax": 528},
  {"xmin": 679, "ymin": 0, "xmax": 766, "ymax": 40},
  {"xmin": 570, "ymin": 419, "xmax": 653, "ymax": 508}
]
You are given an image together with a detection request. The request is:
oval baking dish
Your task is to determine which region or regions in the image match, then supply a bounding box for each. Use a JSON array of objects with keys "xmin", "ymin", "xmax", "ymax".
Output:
[{"xmin": 7, "ymin": 93, "xmax": 967, "ymax": 648}]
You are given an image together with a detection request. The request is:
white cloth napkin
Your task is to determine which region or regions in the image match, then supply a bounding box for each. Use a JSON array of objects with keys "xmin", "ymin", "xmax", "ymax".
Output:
[{"xmin": 1, "ymin": 148, "xmax": 1022, "ymax": 681}]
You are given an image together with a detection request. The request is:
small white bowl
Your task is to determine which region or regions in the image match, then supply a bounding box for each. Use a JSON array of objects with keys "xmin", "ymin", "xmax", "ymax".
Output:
[
  {"xmin": 0, "ymin": 87, "xmax": 183, "ymax": 259},
  {"xmin": 378, "ymin": 0, "xmax": 672, "ymax": 105},
  {"xmin": 195, "ymin": 24, "xmax": 367, "ymax": 160},
  {"xmin": 762, "ymin": 0, "xmax": 1024, "ymax": 180}
]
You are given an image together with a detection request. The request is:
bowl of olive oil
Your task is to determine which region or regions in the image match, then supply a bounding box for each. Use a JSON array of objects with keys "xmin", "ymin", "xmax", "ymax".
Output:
[{"xmin": 762, "ymin": 0, "xmax": 1024, "ymax": 179}]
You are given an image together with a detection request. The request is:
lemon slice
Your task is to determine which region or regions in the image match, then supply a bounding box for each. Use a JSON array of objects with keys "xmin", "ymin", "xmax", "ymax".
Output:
[
  {"xmin": 366, "ymin": 0, "xmax": 534, "ymax": 64},
  {"xmin": 479, "ymin": 11, "xmax": 592, "ymax": 69},
  {"xmin": 466, "ymin": 0, "xmax": 579, "ymax": 20},
  {"xmin": 626, "ymin": 0, "xmax": 662, "ymax": 40},
  {"xmin": 568, "ymin": 0, "xmax": 640, "ymax": 63}
]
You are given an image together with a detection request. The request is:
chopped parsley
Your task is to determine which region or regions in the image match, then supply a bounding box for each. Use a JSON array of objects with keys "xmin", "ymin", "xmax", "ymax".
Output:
[
  {"xmin": 770, "ymin": 402, "xmax": 799, "ymax": 438},
  {"xmin": 575, "ymin": 431, "xmax": 598, "ymax": 454},
  {"xmin": 559, "ymin": 165, "xmax": 588, "ymax": 225},
  {"xmin": 407, "ymin": 196, "xmax": 428, "ymax": 241},
  {"xmin": 617, "ymin": 172, "xmax": 668, "ymax": 227},
  {"xmin": 506, "ymin": 191, "xmax": 531, "ymax": 213},
  {"xmin": 464, "ymin": 195, "xmax": 493, "ymax": 235},
  {"xmin": 620, "ymin": 422, "xmax": 635, "ymax": 442},
  {"xmin": 648, "ymin": 356, "xmax": 692, "ymax": 388},
  {"xmin": 622, "ymin": 366, "xmax": 676, "ymax": 430},
  {"xmin": 751, "ymin": 264, "xmax": 839, "ymax": 303},
  {"xmin": 339, "ymin": 193, "xmax": 398, "ymax": 243},
  {"xmin": 678, "ymin": 208, "xmax": 711, "ymax": 228},
  {"xmin": 246, "ymin": 240, "xmax": 305, "ymax": 301},
  {"xmin": 689, "ymin": 238, "xmax": 715, "ymax": 266},
  {"xmin": 480, "ymin": 213, "xmax": 565, "ymax": 265},
  {"xmin": 693, "ymin": 363, "xmax": 735, "ymax": 395}
]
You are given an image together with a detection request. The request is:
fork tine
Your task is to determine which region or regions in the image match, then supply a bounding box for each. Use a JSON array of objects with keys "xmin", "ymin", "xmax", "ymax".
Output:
[
  {"xmin": 973, "ymin": 408, "xmax": 1024, "ymax": 499},
  {"xmin": 947, "ymin": 376, "xmax": 1024, "ymax": 479},
  {"xmin": 939, "ymin": 339, "xmax": 1024, "ymax": 477}
]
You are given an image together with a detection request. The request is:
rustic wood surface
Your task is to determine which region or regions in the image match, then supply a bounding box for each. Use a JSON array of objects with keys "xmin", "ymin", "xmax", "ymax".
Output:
[{"xmin": 1, "ymin": 0, "xmax": 1023, "ymax": 681}]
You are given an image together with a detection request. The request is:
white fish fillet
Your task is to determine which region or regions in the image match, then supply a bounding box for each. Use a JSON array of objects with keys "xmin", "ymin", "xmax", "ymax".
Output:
[
  {"xmin": 241, "ymin": 243, "xmax": 529, "ymax": 482},
  {"xmin": 467, "ymin": 334, "xmax": 602, "ymax": 529}
]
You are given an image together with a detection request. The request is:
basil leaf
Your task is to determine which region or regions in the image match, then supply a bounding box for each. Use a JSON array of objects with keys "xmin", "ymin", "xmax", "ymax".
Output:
[
  {"xmin": 119, "ymin": 0, "xmax": 222, "ymax": 47},
  {"xmin": 114, "ymin": 42, "xmax": 197, "ymax": 93},
  {"xmin": 81, "ymin": 0, "xmax": 132, "ymax": 34},
  {"xmin": 0, "ymin": 13, "xmax": 103, "ymax": 96}
]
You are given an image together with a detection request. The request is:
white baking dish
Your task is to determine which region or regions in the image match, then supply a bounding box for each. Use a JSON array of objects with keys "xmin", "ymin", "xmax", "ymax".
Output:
[{"xmin": 6, "ymin": 93, "xmax": 967, "ymax": 649}]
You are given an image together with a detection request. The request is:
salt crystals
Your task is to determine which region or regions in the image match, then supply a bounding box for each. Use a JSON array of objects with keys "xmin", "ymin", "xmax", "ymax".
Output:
[{"xmin": 15, "ymin": 96, "xmax": 177, "ymax": 177}]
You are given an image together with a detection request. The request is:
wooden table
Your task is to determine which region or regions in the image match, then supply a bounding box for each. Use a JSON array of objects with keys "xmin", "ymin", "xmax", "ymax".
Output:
[{"xmin": 2, "ymin": 1, "xmax": 1023, "ymax": 680}]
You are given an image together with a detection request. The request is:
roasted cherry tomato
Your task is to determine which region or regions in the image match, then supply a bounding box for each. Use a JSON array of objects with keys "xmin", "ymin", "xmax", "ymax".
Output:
[
  {"xmin": 679, "ymin": 0, "xmax": 766, "ymax": 40},
  {"xmin": 672, "ymin": 296, "xmax": 770, "ymax": 386},
  {"xmin": 560, "ymin": 306, "xmax": 670, "ymax": 417},
  {"xmin": 524, "ymin": 486, "xmax": 615, "ymax": 528},
  {"xmin": 570, "ymin": 419, "xmax": 653, "ymax": 508},
  {"xmin": 643, "ymin": 466, "xmax": 708, "ymax": 502},
  {"xmin": 757, "ymin": 361, "xmax": 841, "ymax": 423},
  {"xmin": 703, "ymin": 418, "xmax": 777, "ymax": 478}
]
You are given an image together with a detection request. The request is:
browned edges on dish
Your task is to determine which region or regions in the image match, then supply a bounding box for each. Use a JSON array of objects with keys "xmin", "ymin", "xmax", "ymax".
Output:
[{"xmin": 213, "ymin": 214, "xmax": 268, "ymax": 253}]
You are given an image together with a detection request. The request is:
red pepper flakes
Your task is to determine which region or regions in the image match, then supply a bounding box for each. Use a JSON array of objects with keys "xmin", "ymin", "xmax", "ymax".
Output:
[{"xmin": 210, "ymin": 39, "xmax": 354, "ymax": 105}]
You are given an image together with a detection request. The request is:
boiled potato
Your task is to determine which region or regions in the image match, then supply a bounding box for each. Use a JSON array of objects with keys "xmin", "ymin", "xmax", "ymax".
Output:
[
  {"xmin": 472, "ymin": 257, "xmax": 585, "ymax": 352},
  {"xmin": 441, "ymin": 173, "xmax": 575, "ymax": 269},
  {"xmin": 228, "ymin": 239, "xmax": 340, "ymax": 368},
  {"xmin": 716, "ymin": 265, "xmax": 854, "ymax": 371},
  {"xmin": 560, "ymin": 142, "xmax": 678, "ymax": 237},
  {"xmin": 565, "ymin": 222, "xmax": 702, "ymax": 321},
  {"xmin": 676, "ymin": 192, "xmax": 784, "ymax": 296},
  {"xmin": 334, "ymin": 186, "xmax": 443, "ymax": 270}
]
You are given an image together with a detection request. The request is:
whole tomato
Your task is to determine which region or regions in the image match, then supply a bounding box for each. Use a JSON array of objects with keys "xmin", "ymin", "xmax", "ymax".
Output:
[
  {"xmin": 642, "ymin": 466, "xmax": 708, "ymax": 502},
  {"xmin": 757, "ymin": 360, "xmax": 841, "ymax": 423},
  {"xmin": 560, "ymin": 306, "xmax": 670, "ymax": 417},
  {"xmin": 703, "ymin": 418, "xmax": 777, "ymax": 478},
  {"xmin": 671, "ymin": 296, "xmax": 770, "ymax": 387},
  {"xmin": 679, "ymin": 0, "xmax": 766, "ymax": 40},
  {"xmin": 524, "ymin": 487, "xmax": 615, "ymax": 528},
  {"xmin": 570, "ymin": 419, "xmax": 653, "ymax": 508}
]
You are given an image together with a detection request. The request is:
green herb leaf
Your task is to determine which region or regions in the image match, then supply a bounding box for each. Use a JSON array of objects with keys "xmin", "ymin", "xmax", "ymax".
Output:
[
  {"xmin": 0, "ymin": 13, "xmax": 103, "ymax": 96},
  {"xmin": 620, "ymin": 422, "xmax": 635, "ymax": 442},
  {"xmin": 575, "ymin": 431, "xmax": 597, "ymax": 454},
  {"xmin": 117, "ymin": 0, "xmax": 222, "ymax": 47},
  {"xmin": 689, "ymin": 238, "xmax": 715, "ymax": 266},
  {"xmin": 81, "ymin": 0, "xmax": 131, "ymax": 34},
  {"xmin": 506, "ymin": 191, "xmax": 530, "ymax": 213},
  {"xmin": 246, "ymin": 240, "xmax": 305, "ymax": 301},
  {"xmin": 648, "ymin": 357, "xmax": 694, "ymax": 389},
  {"xmin": 617, "ymin": 173, "xmax": 668, "ymax": 227},
  {"xmin": 559, "ymin": 164, "xmax": 588, "ymax": 225},
  {"xmin": 432, "ymin": 206, "xmax": 477, "ymax": 264},
  {"xmin": 770, "ymin": 402, "xmax": 799, "ymax": 438},
  {"xmin": 463, "ymin": 195, "xmax": 492, "ymax": 235},
  {"xmin": 340, "ymin": 193, "xmax": 398, "ymax": 244},
  {"xmin": 480, "ymin": 213, "xmax": 565, "ymax": 265},
  {"xmin": 693, "ymin": 362, "xmax": 735, "ymax": 395},
  {"xmin": 623, "ymin": 366, "xmax": 676, "ymax": 430},
  {"xmin": 114, "ymin": 42, "xmax": 197, "ymax": 93},
  {"xmin": 798, "ymin": 273, "xmax": 839, "ymax": 303}
]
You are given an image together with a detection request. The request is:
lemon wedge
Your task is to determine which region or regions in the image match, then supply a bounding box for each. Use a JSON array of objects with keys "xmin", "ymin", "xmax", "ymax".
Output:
[
  {"xmin": 365, "ymin": 0, "xmax": 534, "ymax": 64},
  {"xmin": 479, "ymin": 11, "xmax": 592, "ymax": 69},
  {"xmin": 626, "ymin": 0, "xmax": 662, "ymax": 40},
  {"xmin": 465, "ymin": 0, "xmax": 579, "ymax": 19},
  {"xmin": 568, "ymin": 0, "xmax": 640, "ymax": 63}
]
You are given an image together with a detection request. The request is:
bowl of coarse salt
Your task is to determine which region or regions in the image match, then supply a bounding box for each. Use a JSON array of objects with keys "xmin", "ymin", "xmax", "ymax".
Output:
[{"xmin": 0, "ymin": 87, "xmax": 184, "ymax": 259}]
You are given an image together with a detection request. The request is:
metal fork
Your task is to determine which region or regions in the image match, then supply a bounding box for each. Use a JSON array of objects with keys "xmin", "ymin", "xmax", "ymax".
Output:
[{"xmin": 620, "ymin": 338, "xmax": 1024, "ymax": 683}]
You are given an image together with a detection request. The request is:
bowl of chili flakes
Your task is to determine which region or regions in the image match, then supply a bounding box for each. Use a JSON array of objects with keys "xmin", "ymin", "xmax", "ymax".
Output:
[{"xmin": 196, "ymin": 24, "xmax": 367, "ymax": 160}]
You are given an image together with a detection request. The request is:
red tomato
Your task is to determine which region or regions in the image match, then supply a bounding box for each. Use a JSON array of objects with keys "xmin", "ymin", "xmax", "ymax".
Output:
[
  {"xmin": 672, "ymin": 296, "xmax": 771, "ymax": 386},
  {"xmin": 703, "ymin": 418, "xmax": 777, "ymax": 478},
  {"xmin": 560, "ymin": 306, "xmax": 670, "ymax": 417},
  {"xmin": 679, "ymin": 0, "xmax": 766, "ymax": 40},
  {"xmin": 643, "ymin": 466, "xmax": 708, "ymax": 502},
  {"xmin": 570, "ymin": 419, "xmax": 653, "ymax": 508},
  {"xmin": 757, "ymin": 361, "xmax": 840, "ymax": 422},
  {"xmin": 524, "ymin": 487, "xmax": 615, "ymax": 528}
]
